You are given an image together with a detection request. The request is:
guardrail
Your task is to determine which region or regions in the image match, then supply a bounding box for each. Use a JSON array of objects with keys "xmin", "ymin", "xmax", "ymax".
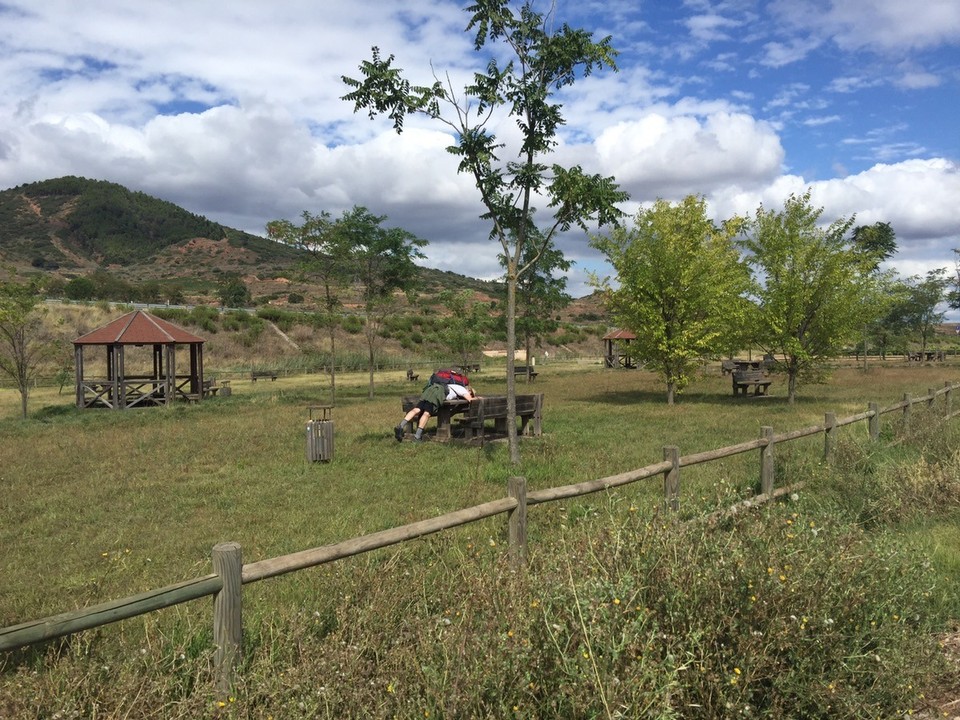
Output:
[{"xmin": 2, "ymin": 382, "xmax": 956, "ymax": 695}]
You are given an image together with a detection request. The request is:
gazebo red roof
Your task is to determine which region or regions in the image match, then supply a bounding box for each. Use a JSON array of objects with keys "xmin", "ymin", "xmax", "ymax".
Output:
[
  {"xmin": 602, "ymin": 329, "xmax": 637, "ymax": 340},
  {"xmin": 73, "ymin": 310, "xmax": 206, "ymax": 345}
]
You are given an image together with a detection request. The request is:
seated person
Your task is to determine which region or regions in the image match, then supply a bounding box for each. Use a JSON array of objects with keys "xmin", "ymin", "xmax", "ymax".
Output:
[{"xmin": 395, "ymin": 382, "xmax": 477, "ymax": 442}]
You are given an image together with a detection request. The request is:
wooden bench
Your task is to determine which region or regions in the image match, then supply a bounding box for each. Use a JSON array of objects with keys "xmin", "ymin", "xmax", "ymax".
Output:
[
  {"xmin": 732, "ymin": 369, "xmax": 772, "ymax": 397},
  {"xmin": 511, "ymin": 366, "xmax": 538, "ymax": 380},
  {"xmin": 202, "ymin": 378, "xmax": 219, "ymax": 397},
  {"xmin": 458, "ymin": 362, "xmax": 481, "ymax": 373},
  {"xmin": 720, "ymin": 359, "xmax": 737, "ymax": 375},
  {"xmin": 459, "ymin": 394, "xmax": 543, "ymax": 441},
  {"xmin": 400, "ymin": 394, "xmax": 543, "ymax": 442},
  {"xmin": 250, "ymin": 370, "xmax": 277, "ymax": 382},
  {"xmin": 406, "ymin": 368, "xmax": 420, "ymax": 382}
]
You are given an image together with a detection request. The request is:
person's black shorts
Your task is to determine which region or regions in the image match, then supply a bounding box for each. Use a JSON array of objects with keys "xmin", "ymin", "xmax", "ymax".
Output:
[{"xmin": 416, "ymin": 399, "xmax": 439, "ymax": 415}]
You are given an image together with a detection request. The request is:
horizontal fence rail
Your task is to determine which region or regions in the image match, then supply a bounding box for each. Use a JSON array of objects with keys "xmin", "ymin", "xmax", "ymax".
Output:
[{"xmin": 2, "ymin": 380, "xmax": 957, "ymax": 694}]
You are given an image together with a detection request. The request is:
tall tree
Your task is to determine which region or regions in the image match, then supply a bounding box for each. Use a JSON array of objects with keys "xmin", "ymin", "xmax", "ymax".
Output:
[
  {"xmin": 591, "ymin": 196, "xmax": 750, "ymax": 404},
  {"xmin": 899, "ymin": 269, "xmax": 949, "ymax": 357},
  {"xmin": 437, "ymin": 289, "xmax": 490, "ymax": 370},
  {"xmin": 741, "ymin": 190, "xmax": 879, "ymax": 404},
  {"xmin": 507, "ymin": 232, "xmax": 571, "ymax": 380},
  {"xmin": 342, "ymin": 0, "xmax": 627, "ymax": 463},
  {"xmin": 0, "ymin": 278, "xmax": 50, "ymax": 419},
  {"xmin": 336, "ymin": 206, "xmax": 427, "ymax": 399},
  {"xmin": 217, "ymin": 274, "xmax": 251, "ymax": 308},
  {"xmin": 267, "ymin": 211, "xmax": 350, "ymax": 403},
  {"xmin": 851, "ymin": 221, "xmax": 897, "ymax": 271}
]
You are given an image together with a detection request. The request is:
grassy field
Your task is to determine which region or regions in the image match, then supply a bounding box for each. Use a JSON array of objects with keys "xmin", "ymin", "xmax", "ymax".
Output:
[{"xmin": 1, "ymin": 359, "xmax": 959, "ymax": 717}]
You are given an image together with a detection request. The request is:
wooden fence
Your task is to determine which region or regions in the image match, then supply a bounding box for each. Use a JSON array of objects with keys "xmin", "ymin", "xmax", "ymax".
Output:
[{"xmin": 2, "ymin": 381, "xmax": 957, "ymax": 695}]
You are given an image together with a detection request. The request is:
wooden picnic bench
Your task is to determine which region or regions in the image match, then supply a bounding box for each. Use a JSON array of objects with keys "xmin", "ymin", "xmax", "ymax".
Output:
[
  {"xmin": 202, "ymin": 378, "xmax": 219, "ymax": 397},
  {"xmin": 511, "ymin": 365, "xmax": 538, "ymax": 380},
  {"xmin": 732, "ymin": 368, "xmax": 772, "ymax": 397},
  {"xmin": 406, "ymin": 368, "xmax": 420, "ymax": 382},
  {"xmin": 459, "ymin": 394, "xmax": 543, "ymax": 441},
  {"xmin": 250, "ymin": 370, "xmax": 277, "ymax": 382},
  {"xmin": 400, "ymin": 394, "xmax": 543, "ymax": 442}
]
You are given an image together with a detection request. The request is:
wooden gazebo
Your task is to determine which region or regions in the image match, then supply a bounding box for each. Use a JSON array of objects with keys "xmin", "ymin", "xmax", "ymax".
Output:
[
  {"xmin": 73, "ymin": 310, "xmax": 207, "ymax": 409},
  {"xmin": 603, "ymin": 329, "xmax": 637, "ymax": 369}
]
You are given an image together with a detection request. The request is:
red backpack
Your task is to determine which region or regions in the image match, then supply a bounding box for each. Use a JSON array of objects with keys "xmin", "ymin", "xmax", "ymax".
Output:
[{"xmin": 429, "ymin": 368, "xmax": 470, "ymax": 387}]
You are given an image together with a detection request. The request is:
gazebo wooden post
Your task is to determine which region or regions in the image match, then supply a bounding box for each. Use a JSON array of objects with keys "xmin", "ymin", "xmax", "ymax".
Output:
[
  {"xmin": 165, "ymin": 344, "xmax": 176, "ymax": 405},
  {"xmin": 109, "ymin": 345, "xmax": 121, "ymax": 410},
  {"xmin": 74, "ymin": 345, "xmax": 84, "ymax": 409}
]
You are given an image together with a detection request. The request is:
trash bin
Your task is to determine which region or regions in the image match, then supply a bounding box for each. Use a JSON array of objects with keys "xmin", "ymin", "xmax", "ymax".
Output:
[{"xmin": 306, "ymin": 405, "xmax": 334, "ymax": 462}]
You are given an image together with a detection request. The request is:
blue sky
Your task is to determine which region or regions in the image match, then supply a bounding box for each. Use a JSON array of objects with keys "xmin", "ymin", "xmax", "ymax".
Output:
[{"xmin": 0, "ymin": 0, "xmax": 958, "ymax": 308}]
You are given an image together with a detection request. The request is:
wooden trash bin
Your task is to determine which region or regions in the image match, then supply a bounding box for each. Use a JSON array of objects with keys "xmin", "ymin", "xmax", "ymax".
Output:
[{"xmin": 306, "ymin": 405, "xmax": 334, "ymax": 462}]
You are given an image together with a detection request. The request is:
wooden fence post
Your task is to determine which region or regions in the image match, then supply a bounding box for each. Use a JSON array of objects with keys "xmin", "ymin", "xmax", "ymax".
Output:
[
  {"xmin": 760, "ymin": 427, "xmax": 774, "ymax": 496},
  {"xmin": 869, "ymin": 402, "xmax": 880, "ymax": 441},
  {"xmin": 903, "ymin": 393, "xmax": 911, "ymax": 435},
  {"xmin": 663, "ymin": 446, "xmax": 680, "ymax": 512},
  {"xmin": 946, "ymin": 382, "xmax": 953, "ymax": 418},
  {"xmin": 212, "ymin": 542, "xmax": 242, "ymax": 696},
  {"xmin": 927, "ymin": 388, "xmax": 936, "ymax": 408},
  {"xmin": 507, "ymin": 476, "xmax": 527, "ymax": 569},
  {"xmin": 824, "ymin": 412, "xmax": 836, "ymax": 461}
]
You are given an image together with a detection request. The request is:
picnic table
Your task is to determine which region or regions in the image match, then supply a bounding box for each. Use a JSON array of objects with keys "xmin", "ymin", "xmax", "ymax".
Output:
[{"xmin": 400, "ymin": 394, "xmax": 543, "ymax": 442}]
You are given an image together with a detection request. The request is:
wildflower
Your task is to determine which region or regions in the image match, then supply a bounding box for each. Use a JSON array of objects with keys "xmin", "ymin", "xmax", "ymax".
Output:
[
  {"xmin": 217, "ymin": 701, "xmax": 226, "ymax": 708},
  {"xmin": 613, "ymin": 598, "xmax": 621, "ymax": 605},
  {"xmin": 488, "ymin": 538, "xmax": 496, "ymax": 547},
  {"xmin": 750, "ymin": 595, "xmax": 756, "ymax": 603},
  {"xmin": 767, "ymin": 567, "xmax": 773, "ymax": 575},
  {"xmin": 387, "ymin": 683, "xmax": 395, "ymax": 694},
  {"xmin": 530, "ymin": 599, "xmax": 540, "ymax": 608},
  {"xmin": 507, "ymin": 629, "xmax": 514, "ymax": 638},
  {"xmin": 582, "ymin": 651, "xmax": 590, "ymax": 659}
]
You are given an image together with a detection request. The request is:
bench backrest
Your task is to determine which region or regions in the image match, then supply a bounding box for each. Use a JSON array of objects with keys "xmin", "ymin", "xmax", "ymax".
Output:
[{"xmin": 733, "ymin": 369, "xmax": 766, "ymax": 383}]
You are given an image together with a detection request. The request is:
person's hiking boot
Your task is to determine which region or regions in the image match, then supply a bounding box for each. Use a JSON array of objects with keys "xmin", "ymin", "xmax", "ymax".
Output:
[{"xmin": 394, "ymin": 425, "xmax": 404, "ymax": 442}]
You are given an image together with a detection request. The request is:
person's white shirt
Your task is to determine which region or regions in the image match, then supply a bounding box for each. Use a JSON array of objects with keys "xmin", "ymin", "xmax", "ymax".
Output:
[{"xmin": 445, "ymin": 383, "xmax": 474, "ymax": 400}]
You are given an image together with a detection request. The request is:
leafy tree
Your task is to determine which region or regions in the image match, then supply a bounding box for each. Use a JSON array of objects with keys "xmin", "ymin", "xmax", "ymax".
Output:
[
  {"xmin": 437, "ymin": 290, "xmax": 490, "ymax": 370},
  {"xmin": 217, "ymin": 274, "xmax": 251, "ymax": 308},
  {"xmin": 740, "ymin": 190, "xmax": 879, "ymax": 404},
  {"xmin": 0, "ymin": 278, "xmax": 51, "ymax": 418},
  {"xmin": 508, "ymin": 232, "xmax": 572, "ymax": 380},
  {"xmin": 64, "ymin": 276, "xmax": 95, "ymax": 300},
  {"xmin": 591, "ymin": 196, "xmax": 750, "ymax": 404},
  {"xmin": 342, "ymin": 0, "xmax": 628, "ymax": 462},
  {"xmin": 337, "ymin": 206, "xmax": 427, "ymax": 399},
  {"xmin": 851, "ymin": 221, "xmax": 897, "ymax": 271},
  {"xmin": 897, "ymin": 269, "xmax": 949, "ymax": 357},
  {"xmin": 267, "ymin": 210, "xmax": 352, "ymax": 403}
]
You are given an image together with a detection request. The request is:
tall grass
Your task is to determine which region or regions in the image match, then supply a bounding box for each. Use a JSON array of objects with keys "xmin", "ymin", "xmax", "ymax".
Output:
[{"xmin": 1, "ymin": 362, "xmax": 958, "ymax": 717}]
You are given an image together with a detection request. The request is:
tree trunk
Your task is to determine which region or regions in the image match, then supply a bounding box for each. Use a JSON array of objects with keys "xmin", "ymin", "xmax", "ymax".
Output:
[
  {"xmin": 506, "ymin": 265, "xmax": 520, "ymax": 464},
  {"xmin": 19, "ymin": 382, "xmax": 28, "ymax": 419},
  {"xmin": 788, "ymin": 370, "xmax": 797, "ymax": 405},
  {"xmin": 666, "ymin": 381, "xmax": 675, "ymax": 405},
  {"xmin": 329, "ymin": 324, "xmax": 337, "ymax": 405}
]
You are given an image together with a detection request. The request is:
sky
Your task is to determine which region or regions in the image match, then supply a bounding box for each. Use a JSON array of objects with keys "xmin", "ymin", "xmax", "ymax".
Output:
[{"xmin": 1, "ymin": 0, "xmax": 958, "ymax": 311}]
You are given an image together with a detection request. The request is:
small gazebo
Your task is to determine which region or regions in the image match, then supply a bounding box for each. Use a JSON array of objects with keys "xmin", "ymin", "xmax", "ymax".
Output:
[
  {"xmin": 602, "ymin": 329, "xmax": 637, "ymax": 369},
  {"xmin": 73, "ymin": 310, "xmax": 207, "ymax": 409}
]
